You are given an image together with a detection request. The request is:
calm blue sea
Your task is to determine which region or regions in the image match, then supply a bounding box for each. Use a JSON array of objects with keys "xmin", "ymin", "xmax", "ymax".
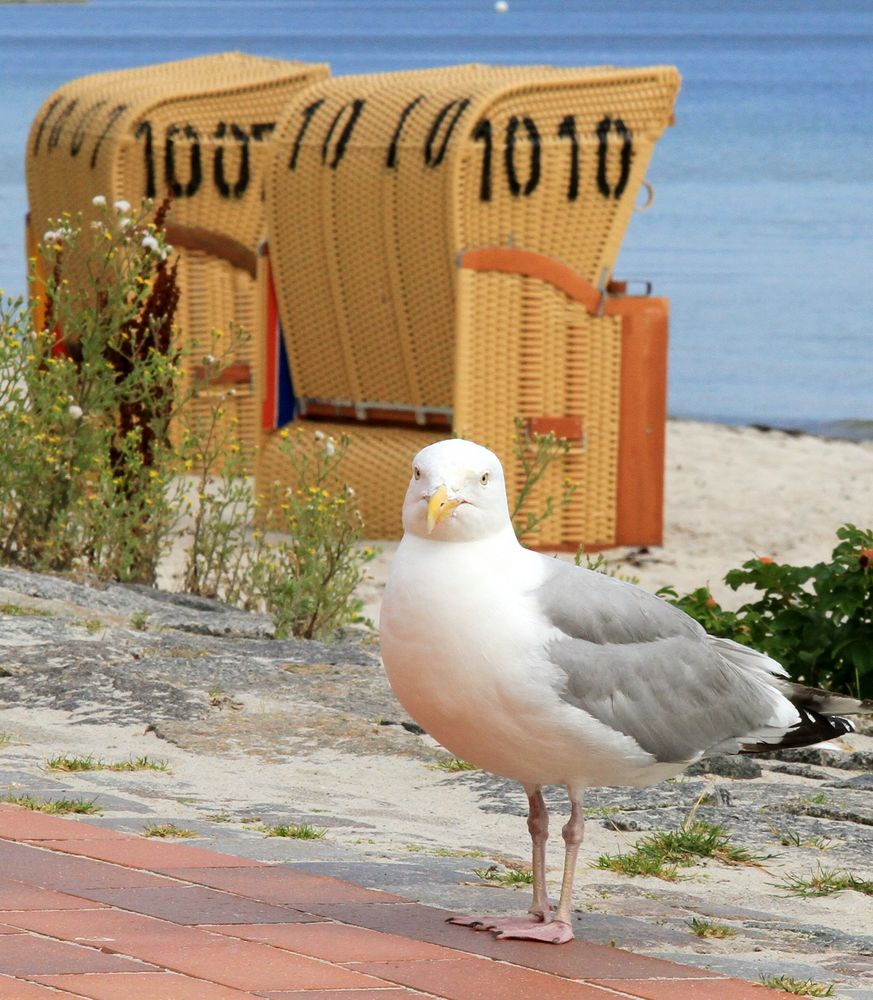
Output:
[{"xmin": 1, "ymin": 0, "xmax": 871, "ymax": 436}]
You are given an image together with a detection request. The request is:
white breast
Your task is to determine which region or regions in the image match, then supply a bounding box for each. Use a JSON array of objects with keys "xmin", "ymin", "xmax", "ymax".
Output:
[{"xmin": 380, "ymin": 534, "xmax": 666, "ymax": 788}]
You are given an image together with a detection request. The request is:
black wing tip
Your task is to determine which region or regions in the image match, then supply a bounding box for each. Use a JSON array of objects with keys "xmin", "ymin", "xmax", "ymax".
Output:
[{"xmin": 739, "ymin": 708, "xmax": 855, "ymax": 755}]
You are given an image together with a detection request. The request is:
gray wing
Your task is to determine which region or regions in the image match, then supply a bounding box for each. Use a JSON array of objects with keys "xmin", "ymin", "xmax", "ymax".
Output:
[{"xmin": 534, "ymin": 556, "xmax": 789, "ymax": 763}]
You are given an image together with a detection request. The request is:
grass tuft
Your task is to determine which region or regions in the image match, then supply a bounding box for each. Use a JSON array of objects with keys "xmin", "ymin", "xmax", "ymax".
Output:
[
  {"xmin": 143, "ymin": 823, "xmax": 196, "ymax": 839},
  {"xmin": 0, "ymin": 603, "xmax": 45, "ymax": 617},
  {"xmin": 431, "ymin": 757, "xmax": 477, "ymax": 773},
  {"xmin": 44, "ymin": 753, "xmax": 169, "ymax": 773},
  {"xmin": 3, "ymin": 793, "xmax": 101, "ymax": 815},
  {"xmin": 776, "ymin": 866, "xmax": 873, "ymax": 898},
  {"xmin": 688, "ymin": 917, "xmax": 737, "ymax": 938},
  {"xmin": 760, "ymin": 974, "xmax": 835, "ymax": 996},
  {"xmin": 594, "ymin": 819, "xmax": 759, "ymax": 881},
  {"xmin": 767, "ymin": 822, "xmax": 836, "ymax": 851},
  {"xmin": 129, "ymin": 611, "xmax": 150, "ymax": 631},
  {"xmin": 261, "ymin": 823, "xmax": 326, "ymax": 840},
  {"xmin": 471, "ymin": 864, "xmax": 533, "ymax": 887}
]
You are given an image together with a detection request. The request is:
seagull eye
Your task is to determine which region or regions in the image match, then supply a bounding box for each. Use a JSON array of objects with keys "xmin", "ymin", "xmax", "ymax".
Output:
[
  {"xmin": 480, "ymin": 472, "xmax": 489, "ymax": 486},
  {"xmin": 413, "ymin": 466, "xmax": 421, "ymax": 481}
]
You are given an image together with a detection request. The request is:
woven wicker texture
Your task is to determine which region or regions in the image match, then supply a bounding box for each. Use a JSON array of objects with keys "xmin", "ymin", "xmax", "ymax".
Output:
[
  {"xmin": 454, "ymin": 268, "xmax": 622, "ymax": 548},
  {"xmin": 27, "ymin": 52, "xmax": 328, "ymax": 248},
  {"xmin": 265, "ymin": 64, "xmax": 677, "ymax": 414},
  {"xmin": 26, "ymin": 52, "xmax": 328, "ymax": 467},
  {"xmin": 257, "ymin": 422, "xmax": 445, "ymax": 540}
]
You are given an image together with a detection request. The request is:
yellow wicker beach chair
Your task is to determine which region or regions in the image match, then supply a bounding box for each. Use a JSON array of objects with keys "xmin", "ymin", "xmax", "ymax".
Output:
[
  {"xmin": 25, "ymin": 52, "xmax": 329, "ymax": 460},
  {"xmin": 259, "ymin": 63, "xmax": 679, "ymax": 545}
]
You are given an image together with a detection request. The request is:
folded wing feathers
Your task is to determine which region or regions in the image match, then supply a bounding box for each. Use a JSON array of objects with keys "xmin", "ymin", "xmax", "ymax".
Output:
[{"xmin": 539, "ymin": 559, "xmax": 868, "ymax": 763}]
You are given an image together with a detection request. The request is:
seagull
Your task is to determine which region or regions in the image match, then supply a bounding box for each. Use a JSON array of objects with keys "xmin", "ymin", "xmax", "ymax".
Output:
[{"xmin": 380, "ymin": 438, "xmax": 871, "ymax": 944}]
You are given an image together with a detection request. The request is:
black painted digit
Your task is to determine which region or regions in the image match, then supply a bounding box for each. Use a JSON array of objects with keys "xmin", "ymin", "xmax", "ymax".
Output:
[
  {"xmin": 164, "ymin": 124, "xmax": 202, "ymax": 198},
  {"xmin": 33, "ymin": 97, "xmax": 63, "ymax": 156},
  {"xmin": 596, "ymin": 116, "xmax": 612, "ymax": 197},
  {"xmin": 472, "ymin": 119, "xmax": 493, "ymax": 202},
  {"xmin": 90, "ymin": 104, "xmax": 127, "ymax": 169},
  {"xmin": 70, "ymin": 101, "xmax": 107, "ymax": 157},
  {"xmin": 386, "ymin": 95, "xmax": 424, "ymax": 169},
  {"xmin": 424, "ymin": 98, "xmax": 471, "ymax": 168},
  {"xmin": 613, "ymin": 118, "xmax": 632, "ymax": 198},
  {"xmin": 47, "ymin": 100, "xmax": 78, "ymax": 152},
  {"xmin": 504, "ymin": 115, "xmax": 540, "ymax": 197},
  {"xmin": 321, "ymin": 99, "xmax": 365, "ymax": 169},
  {"xmin": 213, "ymin": 122, "xmax": 250, "ymax": 198},
  {"xmin": 557, "ymin": 115, "xmax": 579, "ymax": 202},
  {"xmin": 596, "ymin": 115, "xmax": 633, "ymax": 199},
  {"xmin": 134, "ymin": 121, "xmax": 156, "ymax": 199},
  {"xmin": 289, "ymin": 99, "xmax": 324, "ymax": 170},
  {"xmin": 251, "ymin": 122, "xmax": 275, "ymax": 142}
]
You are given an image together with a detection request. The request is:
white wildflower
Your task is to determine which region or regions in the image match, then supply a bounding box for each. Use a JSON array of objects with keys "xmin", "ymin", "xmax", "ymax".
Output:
[
  {"xmin": 113, "ymin": 199, "xmax": 131, "ymax": 213},
  {"xmin": 43, "ymin": 230, "xmax": 59, "ymax": 243},
  {"xmin": 67, "ymin": 404, "xmax": 83, "ymax": 420},
  {"xmin": 345, "ymin": 485, "xmax": 356, "ymax": 499},
  {"xmin": 141, "ymin": 234, "xmax": 160, "ymax": 253},
  {"xmin": 203, "ymin": 354, "xmax": 216, "ymax": 366},
  {"xmin": 313, "ymin": 429, "xmax": 325, "ymax": 441},
  {"xmin": 92, "ymin": 194, "xmax": 106, "ymax": 207},
  {"xmin": 118, "ymin": 216, "xmax": 131, "ymax": 230},
  {"xmin": 325, "ymin": 436, "xmax": 336, "ymax": 456}
]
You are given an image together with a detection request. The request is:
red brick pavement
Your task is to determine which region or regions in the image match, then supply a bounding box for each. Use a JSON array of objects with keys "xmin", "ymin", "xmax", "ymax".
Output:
[{"xmin": 0, "ymin": 804, "xmax": 798, "ymax": 999}]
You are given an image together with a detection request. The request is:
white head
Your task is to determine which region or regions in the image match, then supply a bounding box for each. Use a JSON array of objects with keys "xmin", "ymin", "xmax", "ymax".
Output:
[{"xmin": 401, "ymin": 438, "xmax": 512, "ymax": 542}]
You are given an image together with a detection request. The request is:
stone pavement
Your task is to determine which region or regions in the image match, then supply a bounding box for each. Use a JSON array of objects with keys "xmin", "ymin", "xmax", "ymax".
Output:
[{"xmin": 0, "ymin": 804, "xmax": 800, "ymax": 1000}]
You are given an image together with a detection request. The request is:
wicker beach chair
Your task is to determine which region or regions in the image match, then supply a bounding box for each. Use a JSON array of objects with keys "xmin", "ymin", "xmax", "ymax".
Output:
[
  {"xmin": 259, "ymin": 63, "xmax": 679, "ymax": 545},
  {"xmin": 25, "ymin": 52, "xmax": 329, "ymax": 461}
]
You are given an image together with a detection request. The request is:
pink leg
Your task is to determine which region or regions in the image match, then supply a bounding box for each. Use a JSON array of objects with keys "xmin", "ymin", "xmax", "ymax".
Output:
[
  {"xmin": 448, "ymin": 785, "xmax": 551, "ymax": 934},
  {"xmin": 492, "ymin": 787, "xmax": 584, "ymax": 945}
]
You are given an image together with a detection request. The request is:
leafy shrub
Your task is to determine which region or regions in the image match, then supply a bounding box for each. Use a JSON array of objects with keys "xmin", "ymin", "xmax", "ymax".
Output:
[
  {"xmin": 0, "ymin": 198, "xmax": 180, "ymax": 582},
  {"xmin": 181, "ymin": 424, "xmax": 375, "ymax": 640},
  {"xmin": 659, "ymin": 524, "xmax": 873, "ymax": 698},
  {"xmin": 1, "ymin": 201, "xmax": 375, "ymax": 640}
]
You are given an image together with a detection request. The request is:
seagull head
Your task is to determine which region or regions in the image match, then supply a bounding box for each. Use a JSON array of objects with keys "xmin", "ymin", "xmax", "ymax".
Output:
[{"xmin": 402, "ymin": 438, "xmax": 512, "ymax": 542}]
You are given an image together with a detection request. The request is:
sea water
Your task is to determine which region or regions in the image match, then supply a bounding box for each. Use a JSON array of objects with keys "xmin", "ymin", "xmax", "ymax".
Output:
[{"xmin": 0, "ymin": 0, "xmax": 870, "ymax": 436}]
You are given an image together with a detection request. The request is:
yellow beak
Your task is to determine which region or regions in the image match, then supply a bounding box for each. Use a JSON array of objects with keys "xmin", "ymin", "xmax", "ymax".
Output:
[{"xmin": 427, "ymin": 484, "xmax": 463, "ymax": 534}]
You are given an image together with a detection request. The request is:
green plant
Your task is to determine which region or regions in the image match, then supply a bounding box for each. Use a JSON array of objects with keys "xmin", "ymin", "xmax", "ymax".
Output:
[
  {"xmin": 143, "ymin": 823, "xmax": 196, "ymax": 838},
  {"xmin": 777, "ymin": 867, "xmax": 873, "ymax": 898},
  {"xmin": 0, "ymin": 199, "xmax": 182, "ymax": 582},
  {"xmin": 44, "ymin": 753, "xmax": 169, "ymax": 773},
  {"xmin": 766, "ymin": 822, "xmax": 835, "ymax": 851},
  {"xmin": 576, "ymin": 551, "xmax": 640, "ymax": 585},
  {"xmin": 760, "ymin": 974, "xmax": 834, "ymax": 997},
  {"xmin": 179, "ymin": 423, "xmax": 376, "ymax": 640},
  {"xmin": 688, "ymin": 917, "xmax": 737, "ymax": 938},
  {"xmin": 471, "ymin": 864, "xmax": 533, "ymax": 887},
  {"xmin": 248, "ymin": 428, "xmax": 376, "ymax": 639},
  {"xmin": 3, "ymin": 793, "xmax": 101, "ymax": 814},
  {"xmin": 0, "ymin": 603, "xmax": 44, "ymax": 617},
  {"xmin": 593, "ymin": 849, "xmax": 679, "ymax": 881},
  {"xmin": 431, "ymin": 757, "xmax": 477, "ymax": 773},
  {"xmin": 658, "ymin": 525, "xmax": 873, "ymax": 697},
  {"xmin": 260, "ymin": 822, "xmax": 326, "ymax": 840},
  {"xmin": 594, "ymin": 819, "xmax": 759, "ymax": 881},
  {"xmin": 510, "ymin": 417, "xmax": 577, "ymax": 539},
  {"xmin": 129, "ymin": 611, "xmax": 149, "ymax": 631}
]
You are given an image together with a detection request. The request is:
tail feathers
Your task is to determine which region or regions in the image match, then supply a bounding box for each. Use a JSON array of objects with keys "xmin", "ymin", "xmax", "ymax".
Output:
[
  {"xmin": 709, "ymin": 633, "xmax": 869, "ymax": 755},
  {"xmin": 738, "ymin": 704, "xmax": 855, "ymax": 755},
  {"xmin": 772, "ymin": 680, "xmax": 873, "ymax": 717}
]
